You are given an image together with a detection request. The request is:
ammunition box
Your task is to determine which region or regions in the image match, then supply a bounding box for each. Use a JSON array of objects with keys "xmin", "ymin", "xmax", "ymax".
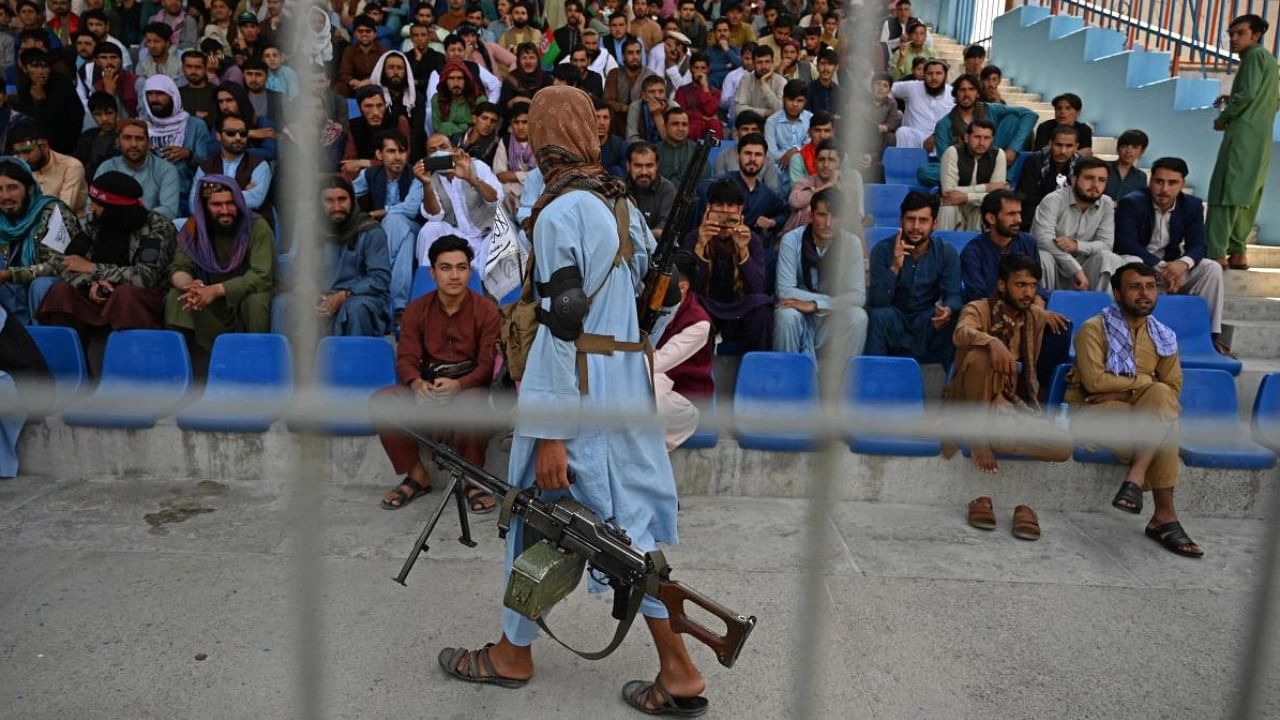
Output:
[{"xmin": 503, "ymin": 539, "xmax": 587, "ymax": 620}]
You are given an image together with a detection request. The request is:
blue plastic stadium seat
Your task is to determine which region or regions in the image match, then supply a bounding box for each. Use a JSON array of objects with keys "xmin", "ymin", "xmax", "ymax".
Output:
[
  {"xmin": 409, "ymin": 265, "xmax": 483, "ymax": 300},
  {"xmin": 289, "ymin": 336, "xmax": 397, "ymax": 435},
  {"xmin": 1046, "ymin": 290, "xmax": 1111, "ymax": 357},
  {"xmin": 933, "ymin": 230, "xmax": 978, "ymax": 252},
  {"xmin": 1153, "ymin": 294, "xmax": 1243, "ymax": 376},
  {"xmin": 865, "ymin": 226, "xmax": 898, "ymax": 250},
  {"xmin": 1178, "ymin": 368, "xmax": 1276, "ymax": 469},
  {"xmin": 679, "ymin": 392, "xmax": 719, "ymax": 449},
  {"xmin": 864, "ymin": 184, "xmax": 911, "ymax": 228},
  {"xmin": 177, "ymin": 334, "xmax": 293, "ymax": 433},
  {"xmin": 843, "ymin": 356, "xmax": 940, "ymax": 456},
  {"xmin": 26, "ymin": 325, "xmax": 87, "ymax": 409},
  {"xmin": 347, "ymin": 98, "xmax": 360, "ymax": 120},
  {"xmin": 62, "ymin": 330, "xmax": 192, "ymax": 428},
  {"xmin": 1007, "ymin": 151, "xmax": 1034, "ymax": 186},
  {"xmin": 1253, "ymin": 373, "xmax": 1280, "ymax": 452},
  {"xmin": 708, "ymin": 139, "xmax": 735, "ymax": 168},
  {"xmin": 734, "ymin": 352, "xmax": 818, "ymax": 451},
  {"xmin": 1046, "ymin": 363, "xmax": 1070, "ymax": 407},
  {"xmin": 882, "ymin": 147, "xmax": 929, "ymax": 189}
]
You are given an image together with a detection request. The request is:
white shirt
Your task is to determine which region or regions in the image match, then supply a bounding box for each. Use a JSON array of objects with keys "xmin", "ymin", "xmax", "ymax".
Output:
[
  {"xmin": 890, "ymin": 79, "xmax": 955, "ymax": 134},
  {"xmin": 1146, "ymin": 200, "xmax": 1197, "ymax": 270},
  {"xmin": 720, "ymin": 66, "xmax": 748, "ymax": 112}
]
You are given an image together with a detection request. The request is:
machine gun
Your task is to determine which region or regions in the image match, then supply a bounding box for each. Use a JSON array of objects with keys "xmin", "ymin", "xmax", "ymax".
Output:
[
  {"xmin": 393, "ymin": 427, "xmax": 756, "ymax": 668},
  {"xmin": 636, "ymin": 134, "xmax": 719, "ymax": 336}
]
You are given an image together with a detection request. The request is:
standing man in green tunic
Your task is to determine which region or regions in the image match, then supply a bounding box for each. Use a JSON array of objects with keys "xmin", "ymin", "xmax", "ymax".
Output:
[{"xmin": 1207, "ymin": 14, "xmax": 1280, "ymax": 270}]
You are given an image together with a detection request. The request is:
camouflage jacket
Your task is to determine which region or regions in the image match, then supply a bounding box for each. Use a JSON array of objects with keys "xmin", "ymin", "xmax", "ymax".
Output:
[
  {"xmin": 62, "ymin": 211, "xmax": 178, "ymax": 291},
  {"xmin": 3, "ymin": 199, "xmax": 82, "ymax": 285}
]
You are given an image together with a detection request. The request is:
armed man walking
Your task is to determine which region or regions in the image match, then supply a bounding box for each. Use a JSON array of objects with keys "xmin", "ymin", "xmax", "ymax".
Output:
[{"xmin": 436, "ymin": 85, "xmax": 711, "ymax": 716}]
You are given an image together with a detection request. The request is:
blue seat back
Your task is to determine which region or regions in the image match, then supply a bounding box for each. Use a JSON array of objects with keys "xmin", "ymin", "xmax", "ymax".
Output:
[
  {"xmin": 1253, "ymin": 373, "xmax": 1280, "ymax": 448},
  {"xmin": 347, "ymin": 98, "xmax": 360, "ymax": 120},
  {"xmin": 26, "ymin": 325, "xmax": 86, "ymax": 398},
  {"xmin": 734, "ymin": 352, "xmax": 818, "ymax": 449},
  {"xmin": 1047, "ymin": 290, "xmax": 1111, "ymax": 350},
  {"xmin": 1007, "ymin": 151, "xmax": 1035, "ymax": 186},
  {"xmin": 207, "ymin": 333, "xmax": 293, "ymax": 390},
  {"xmin": 865, "ymin": 226, "xmax": 899, "ymax": 250},
  {"xmin": 1180, "ymin": 368, "xmax": 1238, "ymax": 421},
  {"xmin": 933, "ymin": 230, "xmax": 978, "ymax": 252},
  {"xmin": 864, "ymin": 184, "xmax": 911, "ymax": 227},
  {"xmin": 882, "ymin": 147, "xmax": 929, "ymax": 187},
  {"xmin": 843, "ymin": 356, "xmax": 925, "ymax": 415},
  {"xmin": 100, "ymin": 330, "xmax": 191, "ymax": 391},
  {"xmin": 1046, "ymin": 363, "xmax": 1071, "ymax": 407},
  {"xmin": 315, "ymin": 336, "xmax": 396, "ymax": 390},
  {"xmin": 1152, "ymin": 294, "xmax": 1216, "ymax": 357},
  {"xmin": 410, "ymin": 265, "xmax": 483, "ymax": 300}
]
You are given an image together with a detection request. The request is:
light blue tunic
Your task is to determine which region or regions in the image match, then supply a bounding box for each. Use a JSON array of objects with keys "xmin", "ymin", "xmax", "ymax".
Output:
[
  {"xmin": 502, "ymin": 190, "xmax": 679, "ymax": 646},
  {"xmin": 0, "ymin": 306, "xmax": 23, "ymax": 478},
  {"xmin": 324, "ymin": 227, "xmax": 392, "ymax": 337}
]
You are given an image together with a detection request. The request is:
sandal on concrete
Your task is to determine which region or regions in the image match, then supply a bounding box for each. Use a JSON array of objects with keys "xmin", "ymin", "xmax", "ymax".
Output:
[
  {"xmin": 621, "ymin": 678, "xmax": 709, "ymax": 717},
  {"xmin": 381, "ymin": 476, "xmax": 430, "ymax": 510},
  {"xmin": 437, "ymin": 644, "xmax": 529, "ymax": 688},
  {"xmin": 1145, "ymin": 521, "xmax": 1205, "ymax": 559},
  {"xmin": 1111, "ymin": 481, "xmax": 1143, "ymax": 515},
  {"xmin": 1012, "ymin": 505, "xmax": 1041, "ymax": 541},
  {"xmin": 967, "ymin": 496, "xmax": 996, "ymax": 530}
]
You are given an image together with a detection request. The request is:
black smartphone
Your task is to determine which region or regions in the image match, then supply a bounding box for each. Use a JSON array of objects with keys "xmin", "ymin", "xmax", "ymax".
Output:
[{"xmin": 425, "ymin": 155, "xmax": 455, "ymax": 172}]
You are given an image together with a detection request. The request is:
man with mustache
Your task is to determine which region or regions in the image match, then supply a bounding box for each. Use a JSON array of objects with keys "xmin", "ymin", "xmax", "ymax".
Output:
[
  {"xmin": 1031, "ymin": 156, "xmax": 1123, "ymax": 291},
  {"xmin": 891, "ymin": 58, "xmax": 954, "ymax": 152}
]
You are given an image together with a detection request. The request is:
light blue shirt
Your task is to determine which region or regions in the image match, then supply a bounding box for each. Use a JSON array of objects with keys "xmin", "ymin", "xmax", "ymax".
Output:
[
  {"xmin": 266, "ymin": 66, "xmax": 300, "ymax": 98},
  {"xmin": 776, "ymin": 227, "xmax": 865, "ymax": 312},
  {"xmin": 192, "ymin": 154, "xmax": 274, "ymax": 210},
  {"xmin": 94, "ymin": 154, "xmax": 181, "ymax": 220},
  {"xmin": 352, "ymin": 170, "xmax": 425, "ymax": 220},
  {"xmin": 763, "ymin": 109, "xmax": 813, "ymax": 164}
]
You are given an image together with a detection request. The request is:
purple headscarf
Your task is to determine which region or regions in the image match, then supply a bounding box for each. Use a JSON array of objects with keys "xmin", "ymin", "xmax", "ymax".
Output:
[{"xmin": 179, "ymin": 175, "xmax": 253, "ymax": 275}]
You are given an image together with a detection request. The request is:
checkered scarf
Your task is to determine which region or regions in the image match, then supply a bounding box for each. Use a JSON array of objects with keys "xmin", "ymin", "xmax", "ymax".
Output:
[{"xmin": 1101, "ymin": 304, "xmax": 1178, "ymax": 377}]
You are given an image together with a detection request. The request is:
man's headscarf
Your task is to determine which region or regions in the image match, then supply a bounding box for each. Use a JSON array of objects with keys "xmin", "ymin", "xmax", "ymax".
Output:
[
  {"xmin": 307, "ymin": 6, "xmax": 335, "ymax": 66},
  {"xmin": 143, "ymin": 74, "xmax": 192, "ymax": 149},
  {"xmin": 526, "ymin": 86, "xmax": 626, "ymax": 233},
  {"xmin": 435, "ymin": 61, "xmax": 480, "ymax": 120},
  {"xmin": 179, "ymin": 175, "xmax": 253, "ymax": 275},
  {"xmin": 321, "ymin": 175, "xmax": 379, "ymax": 249},
  {"xmin": 88, "ymin": 171, "xmax": 149, "ymax": 267},
  {"xmin": 370, "ymin": 50, "xmax": 417, "ymax": 111},
  {"xmin": 0, "ymin": 157, "xmax": 56, "ymax": 267}
]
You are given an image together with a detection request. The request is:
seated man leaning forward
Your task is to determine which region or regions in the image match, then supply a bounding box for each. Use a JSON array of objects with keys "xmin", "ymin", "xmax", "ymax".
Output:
[
  {"xmin": 773, "ymin": 187, "xmax": 867, "ymax": 360},
  {"xmin": 373, "ymin": 235, "xmax": 501, "ymax": 512},
  {"xmin": 943, "ymin": 253, "xmax": 1072, "ymax": 540},
  {"xmin": 1066, "ymin": 261, "xmax": 1203, "ymax": 558},
  {"xmin": 164, "ymin": 175, "xmax": 275, "ymax": 358},
  {"xmin": 314, "ymin": 175, "xmax": 392, "ymax": 337},
  {"xmin": 653, "ymin": 249, "xmax": 714, "ymax": 451},
  {"xmin": 414, "ymin": 132, "xmax": 504, "ymax": 271}
]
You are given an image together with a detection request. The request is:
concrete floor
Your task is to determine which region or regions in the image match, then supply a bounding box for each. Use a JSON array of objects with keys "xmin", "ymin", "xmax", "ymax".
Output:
[{"xmin": 1, "ymin": 474, "xmax": 1278, "ymax": 719}]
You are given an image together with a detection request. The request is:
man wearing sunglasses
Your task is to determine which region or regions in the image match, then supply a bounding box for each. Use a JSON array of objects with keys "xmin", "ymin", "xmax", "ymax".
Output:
[{"xmin": 191, "ymin": 114, "xmax": 273, "ymax": 213}]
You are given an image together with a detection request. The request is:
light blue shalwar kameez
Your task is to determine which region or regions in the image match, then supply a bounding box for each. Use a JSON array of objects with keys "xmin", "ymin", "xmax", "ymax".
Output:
[
  {"xmin": 502, "ymin": 190, "xmax": 679, "ymax": 646},
  {"xmin": 0, "ymin": 306, "xmax": 24, "ymax": 478},
  {"xmin": 772, "ymin": 227, "xmax": 868, "ymax": 359}
]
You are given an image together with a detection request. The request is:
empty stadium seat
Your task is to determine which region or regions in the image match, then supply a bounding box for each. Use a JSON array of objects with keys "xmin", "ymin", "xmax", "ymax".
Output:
[
  {"xmin": 1046, "ymin": 363, "xmax": 1070, "ymax": 407},
  {"xmin": 933, "ymin": 230, "xmax": 978, "ymax": 252},
  {"xmin": 864, "ymin": 184, "xmax": 910, "ymax": 228},
  {"xmin": 708, "ymin": 139, "xmax": 735, "ymax": 167},
  {"xmin": 882, "ymin": 147, "xmax": 929, "ymax": 188},
  {"xmin": 679, "ymin": 392, "xmax": 719, "ymax": 449},
  {"xmin": 1046, "ymin": 290, "xmax": 1111, "ymax": 357},
  {"xmin": 62, "ymin": 330, "xmax": 192, "ymax": 429},
  {"xmin": 1153, "ymin": 294, "xmax": 1243, "ymax": 376},
  {"xmin": 843, "ymin": 356, "xmax": 940, "ymax": 456},
  {"xmin": 177, "ymin": 334, "xmax": 293, "ymax": 433},
  {"xmin": 733, "ymin": 352, "xmax": 818, "ymax": 451},
  {"xmin": 26, "ymin": 325, "xmax": 87, "ymax": 408},
  {"xmin": 865, "ymin": 226, "xmax": 898, "ymax": 250},
  {"xmin": 288, "ymin": 336, "xmax": 396, "ymax": 435},
  {"xmin": 1178, "ymin": 369, "xmax": 1276, "ymax": 469},
  {"xmin": 1252, "ymin": 373, "xmax": 1280, "ymax": 452},
  {"xmin": 409, "ymin": 266, "xmax": 483, "ymax": 300},
  {"xmin": 1007, "ymin": 151, "xmax": 1034, "ymax": 186}
]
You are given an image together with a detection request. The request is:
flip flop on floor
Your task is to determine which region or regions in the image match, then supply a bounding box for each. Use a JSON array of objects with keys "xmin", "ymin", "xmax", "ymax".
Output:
[
  {"xmin": 1111, "ymin": 481, "xmax": 1143, "ymax": 515},
  {"xmin": 1145, "ymin": 521, "xmax": 1205, "ymax": 559},
  {"xmin": 437, "ymin": 644, "xmax": 529, "ymax": 688},
  {"xmin": 467, "ymin": 487, "xmax": 497, "ymax": 515},
  {"xmin": 381, "ymin": 476, "xmax": 430, "ymax": 510},
  {"xmin": 621, "ymin": 679, "xmax": 709, "ymax": 717}
]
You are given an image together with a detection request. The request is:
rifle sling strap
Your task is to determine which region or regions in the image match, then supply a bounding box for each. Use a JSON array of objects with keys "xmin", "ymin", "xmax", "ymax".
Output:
[{"xmin": 534, "ymin": 583, "xmax": 646, "ymax": 661}]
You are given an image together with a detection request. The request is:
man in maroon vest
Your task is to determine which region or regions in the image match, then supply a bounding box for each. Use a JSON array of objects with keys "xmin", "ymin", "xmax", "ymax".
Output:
[
  {"xmin": 653, "ymin": 249, "xmax": 714, "ymax": 450},
  {"xmin": 193, "ymin": 113, "xmax": 273, "ymax": 219}
]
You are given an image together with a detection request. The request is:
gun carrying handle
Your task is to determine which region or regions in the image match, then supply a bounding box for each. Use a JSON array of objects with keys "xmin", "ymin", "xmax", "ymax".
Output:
[{"xmin": 658, "ymin": 581, "xmax": 756, "ymax": 668}]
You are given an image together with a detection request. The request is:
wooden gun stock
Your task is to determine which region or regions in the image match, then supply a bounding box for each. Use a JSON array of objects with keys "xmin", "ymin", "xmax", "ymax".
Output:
[{"xmin": 659, "ymin": 580, "xmax": 757, "ymax": 668}]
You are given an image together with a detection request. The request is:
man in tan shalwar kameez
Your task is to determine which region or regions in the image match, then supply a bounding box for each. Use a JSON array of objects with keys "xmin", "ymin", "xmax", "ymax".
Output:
[
  {"xmin": 944, "ymin": 253, "xmax": 1071, "ymax": 540},
  {"xmin": 1066, "ymin": 261, "xmax": 1203, "ymax": 558}
]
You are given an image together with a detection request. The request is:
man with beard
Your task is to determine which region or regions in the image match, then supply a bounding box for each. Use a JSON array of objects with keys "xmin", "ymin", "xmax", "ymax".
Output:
[
  {"xmin": 14, "ymin": 50, "xmax": 84, "ymax": 156},
  {"xmin": 937, "ymin": 119, "xmax": 1007, "ymax": 232},
  {"xmin": 80, "ymin": 42, "xmax": 141, "ymax": 119},
  {"xmin": 1067, "ymin": 262, "xmax": 1203, "ymax": 558},
  {"xmin": 80, "ymin": 9, "xmax": 133, "ymax": 70},
  {"xmin": 193, "ymin": 114, "xmax": 273, "ymax": 212},
  {"xmin": 880, "ymin": 0, "xmax": 922, "ymax": 58},
  {"xmin": 655, "ymin": 107, "xmax": 707, "ymax": 186},
  {"xmin": 35, "ymin": 172, "xmax": 177, "ymax": 371},
  {"xmin": 773, "ymin": 187, "xmax": 867, "ymax": 359},
  {"xmin": 866, "ymin": 191, "xmax": 963, "ymax": 365},
  {"xmin": 179, "ymin": 50, "xmax": 218, "ymax": 123},
  {"xmin": 605, "ymin": 38, "xmax": 658, "ymax": 137},
  {"xmin": 500, "ymin": 42, "xmax": 551, "ymax": 110},
  {"xmin": 562, "ymin": 45, "xmax": 605, "ymax": 97},
  {"xmin": 498, "ymin": 2, "xmax": 540, "ymax": 53},
  {"xmin": 424, "ymin": 35, "xmax": 502, "ymax": 129},
  {"xmin": 960, "ymin": 189, "xmax": 1070, "ymax": 393},
  {"xmin": 735, "ymin": 44, "xmax": 785, "ymax": 118},
  {"xmin": 648, "ymin": 29, "xmax": 693, "ymax": 93},
  {"xmin": 603, "ymin": 12, "xmax": 646, "ymax": 68},
  {"xmin": 626, "ymin": 141, "xmax": 676, "ymax": 237},
  {"xmin": 675, "ymin": 53, "xmax": 722, "ymax": 141},
  {"xmin": 0, "ymin": 156, "xmax": 84, "ymax": 324},
  {"xmin": 626, "ymin": 74, "xmax": 672, "ymax": 144},
  {"xmin": 706, "ymin": 18, "xmax": 741, "ymax": 88},
  {"xmin": 354, "ymin": 130, "xmax": 422, "ymax": 317},
  {"xmin": 142, "ymin": 74, "xmax": 210, "ymax": 212},
  {"xmin": 240, "ymin": 58, "xmax": 285, "ymax": 127},
  {"xmin": 918, "ymin": 73, "xmax": 1035, "ymax": 187},
  {"xmin": 94, "ymin": 120, "xmax": 181, "ymax": 219},
  {"xmin": 891, "ymin": 58, "xmax": 954, "ymax": 151},
  {"xmin": 164, "ymin": 175, "xmax": 274, "ymax": 360},
  {"xmin": 1032, "ymin": 157, "xmax": 1122, "ymax": 291},
  {"xmin": 148, "ymin": 0, "xmax": 200, "ymax": 51},
  {"xmin": 405, "ymin": 23, "xmax": 445, "ymax": 90},
  {"xmin": 432, "ymin": 60, "xmax": 483, "ymax": 138},
  {"xmin": 338, "ymin": 14, "xmax": 390, "ymax": 97},
  {"xmin": 413, "ymin": 132, "xmax": 502, "ymax": 269},
  {"xmin": 553, "ymin": 0, "xmax": 589, "ymax": 60},
  {"xmin": 10, "ymin": 122, "xmax": 87, "ymax": 218},
  {"xmin": 632, "ymin": 0, "xmax": 666, "ymax": 49},
  {"xmin": 370, "ymin": 49, "xmax": 419, "ymax": 130},
  {"xmin": 341, "ymin": 85, "xmax": 413, "ymax": 180},
  {"xmin": 301, "ymin": 175, "xmax": 392, "ymax": 337},
  {"xmin": 889, "ymin": 20, "xmax": 935, "ymax": 81},
  {"xmin": 452, "ymin": 101, "xmax": 501, "ymax": 166},
  {"xmin": 697, "ymin": 134, "xmax": 787, "ymax": 240},
  {"xmin": 943, "ymin": 254, "xmax": 1071, "ymax": 531},
  {"xmin": 139, "ymin": 22, "xmax": 182, "ymax": 81},
  {"xmin": 1017, "ymin": 124, "xmax": 1081, "ymax": 221},
  {"xmin": 676, "ymin": 0, "xmax": 709, "ymax": 50}
]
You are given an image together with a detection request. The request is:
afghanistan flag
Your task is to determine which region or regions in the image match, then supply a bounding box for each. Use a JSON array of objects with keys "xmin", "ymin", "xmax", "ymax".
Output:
[{"xmin": 540, "ymin": 27, "xmax": 561, "ymax": 69}]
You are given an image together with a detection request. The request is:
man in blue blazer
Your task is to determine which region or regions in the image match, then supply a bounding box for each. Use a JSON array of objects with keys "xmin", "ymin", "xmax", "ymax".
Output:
[{"xmin": 1114, "ymin": 156, "xmax": 1229, "ymax": 354}]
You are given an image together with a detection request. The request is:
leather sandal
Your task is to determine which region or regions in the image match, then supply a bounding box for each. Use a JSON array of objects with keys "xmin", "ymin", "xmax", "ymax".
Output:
[
  {"xmin": 967, "ymin": 496, "xmax": 996, "ymax": 530},
  {"xmin": 437, "ymin": 644, "xmax": 530, "ymax": 688},
  {"xmin": 381, "ymin": 476, "xmax": 430, "ymax": 510},
  {"xmin": 1012, "ymin": 505, "xmax": 1041, "ymax": 541},
  {"xmin": 621, "ymin": 678, "xmax": 709, "ymax": 717},
  {"xmin": 1145, "ymin": 521, "xmax": 1205, "ymax": 558},
  {"xmin": 1111, "ymin": 481, "xmax": 1143, "ymax": 515}
]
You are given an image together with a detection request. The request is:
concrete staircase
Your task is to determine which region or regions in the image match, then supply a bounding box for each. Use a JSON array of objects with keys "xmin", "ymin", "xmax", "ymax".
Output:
[{"xmin": 928, "ymin": 32, "xmax": 1280, "ymax": 414}]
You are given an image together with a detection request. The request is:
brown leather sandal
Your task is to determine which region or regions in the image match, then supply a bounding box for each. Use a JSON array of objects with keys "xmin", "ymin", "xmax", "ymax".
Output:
[
  {"xmin": 1012, "ymin": 505, "xmax": 1041, "ymax": 541},
  {"xmin": 967, "ymin": 496, "xmax": 996, "ymax": 530},
  {"xmin": 437, "ymin": 644, "xmax": 529, "ymax": 688},
  {"xmin": 621, "ymin": 678, "xmax": 710, "ymax": 717}
]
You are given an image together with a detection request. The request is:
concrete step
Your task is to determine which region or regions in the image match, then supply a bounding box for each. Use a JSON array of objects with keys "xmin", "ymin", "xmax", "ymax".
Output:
[
  {"xmin": 1225, "ymin": 296, "xmax": 1280, "ymax": 320},
  {"xmin": 1092, "ymin": 136, "xmax": 1117, "ymax": 156},
  {"xmin": 1222, "ymin": 320, "xmax": 1280, "ymax": 358},
  {"xmin": 1237, "ymin": 357, "xmax": 1280, "ymax": 417},
  {"xmin": 1003, "ymin": 91, "xmax": 1041, "ymax": 103},
  {"xmin": 1227, "ymin": 268, "xmax": 1280, "ymax": 297},
  {"xmin": 1245, "ymin": 244, "xmax": 1280, "ymax": 268}
]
